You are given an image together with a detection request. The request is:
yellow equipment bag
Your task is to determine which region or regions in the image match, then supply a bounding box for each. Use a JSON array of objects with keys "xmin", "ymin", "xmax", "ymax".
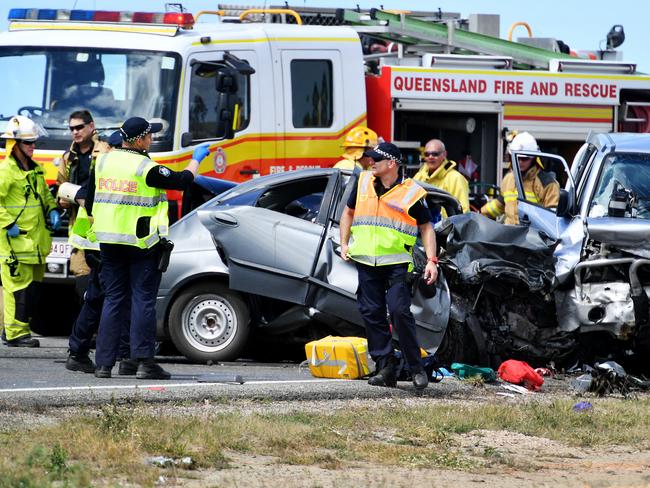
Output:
[{"xmin": 305, "ymin": 336, "xmax": 374, "ymax": 379}]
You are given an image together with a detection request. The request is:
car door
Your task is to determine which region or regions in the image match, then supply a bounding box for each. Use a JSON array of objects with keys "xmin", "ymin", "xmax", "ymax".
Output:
[
  {"xmin": 309, "ymin": 173, "xmax": 451, "ymax": 353},
  {"xmin": 512, "ymin": 150, "xmax": 577, "ymax": 239},
  {"xmin": 511, "ymin": 149, "xmax": 584, "ymax": 281},
  {"xmin": 197, "ymin": 172, "xmax": 340, "ymax": 304}
]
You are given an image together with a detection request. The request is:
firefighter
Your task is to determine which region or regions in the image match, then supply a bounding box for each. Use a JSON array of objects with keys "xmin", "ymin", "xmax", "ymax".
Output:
[
  {"xmin": 480, "ymin": 132, "xmax": 560, "ymax": 225},
  {"xmin": 339, "ymin": 142, "xmax": 438, "ymax": 390},
  {"xmin": 333, "ymin": 126, "xmax": 378, "ymax": 172},
  {"xmin": 0, "ymin": 115, "xmax": 61, "ymax": 347},
  {"xmin": 87, "ymin": 117, "xmax": 209, "ymax": 379},
  {"xmin": 413, "ymin": 139, "xmax": 470, "ymax": 214},
  {"xmin": 57, "ymin": 110, "xmax": 108, "ymax": 276}
]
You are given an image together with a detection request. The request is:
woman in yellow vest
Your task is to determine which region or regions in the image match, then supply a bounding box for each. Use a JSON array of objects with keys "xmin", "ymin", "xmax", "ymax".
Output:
[
  {"xmin": 0, "ymin": 116, "xmax": 60, "ymax": 347},
  {"xmin": 87, "ymin": 117, "xmax": 209, "ymax": 379},
  {"xmin": 339, "ymin": 142, "xmax": 439, "ymax": 390}
]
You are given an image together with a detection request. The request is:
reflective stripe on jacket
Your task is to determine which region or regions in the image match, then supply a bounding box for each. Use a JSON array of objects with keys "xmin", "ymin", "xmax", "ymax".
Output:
[
  {"xmin": 92, "ymin": 150, "xmax": 168, "ymax": 249},
  {"xmin": 413, "ymin": 159, "xmax": 470, "ymax": 214},
  {"xmin": 480, "ymin": 166, "xmax": 560, "ymax": 224},
  {"xmin": 349, "ymin": 171, "xmax": 427, "ymax": 266},
  {"xmin": 69, "ymin": 206, "xmax": 100, "ymax": 251},
  {"xmin": 0, "ymin": 154, "xmax": 56, "ymax": 264}
]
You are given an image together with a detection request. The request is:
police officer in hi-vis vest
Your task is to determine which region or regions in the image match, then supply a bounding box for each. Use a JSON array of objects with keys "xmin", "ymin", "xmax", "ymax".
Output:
[
  {"xmin": 86, "ymin": 117, "xmax": 210, "ymax": 379},
  {"xmin": 339, "ymin": 142, "xmax": 439, "ymax": 390}
]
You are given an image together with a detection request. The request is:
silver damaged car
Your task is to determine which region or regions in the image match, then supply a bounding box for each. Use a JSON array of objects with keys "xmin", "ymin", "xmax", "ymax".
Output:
[{"xmin": 155, "ymin": 168, "xmax": 462, "ymax": 363}]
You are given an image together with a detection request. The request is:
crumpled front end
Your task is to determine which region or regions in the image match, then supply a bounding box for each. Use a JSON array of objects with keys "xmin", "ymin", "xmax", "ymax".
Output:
[{"xmin": 557, "ymin": 218, "xmax": 650, "ymax": 350}]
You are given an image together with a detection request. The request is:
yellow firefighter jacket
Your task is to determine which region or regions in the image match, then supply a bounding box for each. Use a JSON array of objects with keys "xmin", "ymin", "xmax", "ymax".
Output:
[
  {"xmin": 0, "ymin": 154, "xmax": 57, "ymax": 264},
  {"xmin": 481, "ymin": 165, "xmax": 560, "ymax": 225},
  {"xmin": 413, "ymin": 159, "xmax": 470, "ymax": 214}
]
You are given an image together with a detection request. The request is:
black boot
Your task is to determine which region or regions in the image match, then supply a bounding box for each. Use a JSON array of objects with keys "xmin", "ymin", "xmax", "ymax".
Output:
[
  {"xmin": 118, "ymin": 358, "xmax": 139, "ymax": 376},
  {"xmin": 413, "ymin": 370, "xmax": 429, "ymax": 390},
  {"xmin": 368, "ymin": 363, "xmax": 397, "ymax": 388},
  {"xmin": 136, "ymin": 359, "xmax": 171, "ymax": 380},
  {"xmin": 94, "ymin": 366, "xmax": 112, "ymax": 378},
  {"xmin": 1, "ymin": 330, "xmax": 7, "ymax": 346},
  {"xmin": 7, "ymin": 334, "xmax": 40, "ymax": 348},
  {"xmin": 66, "ymin": 353, "xmax": 96, "ymax": 373}
]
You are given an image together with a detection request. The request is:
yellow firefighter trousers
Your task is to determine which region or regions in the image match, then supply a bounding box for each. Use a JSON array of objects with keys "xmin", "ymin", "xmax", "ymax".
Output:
[{"xmin": 1, "ymin": 262, "xmax": 44, "ymax": 341}]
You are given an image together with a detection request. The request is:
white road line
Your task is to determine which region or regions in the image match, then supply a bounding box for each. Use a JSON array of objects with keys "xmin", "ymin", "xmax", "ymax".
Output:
[{"xmin": 0, "ymin": 379, "xmax": 348, "ymax": 394}]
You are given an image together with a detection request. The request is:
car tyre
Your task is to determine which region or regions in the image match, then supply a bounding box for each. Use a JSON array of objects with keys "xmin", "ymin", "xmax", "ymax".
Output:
[{"xmin": 169, "ymin": 283, "xmax": 250, "ymax": 363}]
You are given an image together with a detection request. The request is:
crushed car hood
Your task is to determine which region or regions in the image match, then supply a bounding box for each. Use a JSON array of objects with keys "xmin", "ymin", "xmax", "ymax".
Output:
[
  {"xmin": 441, "ymin": 213, "xmax": 557, "ymax": 291},
  {"xmin": 587, "ymin": 217, "xmax": 650, "ymax": 258}
]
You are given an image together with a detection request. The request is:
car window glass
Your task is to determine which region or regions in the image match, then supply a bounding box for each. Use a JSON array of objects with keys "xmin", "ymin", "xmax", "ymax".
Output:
[
  {"xmin": 256, "ymin": 177, "xmax": 330, "ymax": 222},
  {"xmin": 515, "ymin": 155, "xmax": 565, "ymax": 212},
  {"xmin": 589, "ymin": 152, "xmax": 650, "ymax": 219},
  {"xmin": 290, "ymin": 59, "xmax": 333, "ymax": 128},
  {"xmin": 189, "ymin": 61, "xmax": 250, "ymax": 141}
]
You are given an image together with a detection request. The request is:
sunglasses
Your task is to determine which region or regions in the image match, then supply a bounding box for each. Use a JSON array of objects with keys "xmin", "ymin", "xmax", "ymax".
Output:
[
  {"xmin": 69, "ymin": 123, "xmax": 86, "ymax": 132},
  {"xmin": 518, "ymin": 156, "xmax": 534, "ymax": 161},
  {"xmin": 424, "ymin": 151, "xmax": 442, "ymax": 157},
  {"xmin": 20, "ymin": 140, "xmax": 36, "ymax": 146}
]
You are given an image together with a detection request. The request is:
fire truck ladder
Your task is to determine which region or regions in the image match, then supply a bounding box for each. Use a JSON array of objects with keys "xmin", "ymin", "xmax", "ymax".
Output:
[{"xmin": 342, "ymin": 9, "xmax": 577, "ymax": 70}]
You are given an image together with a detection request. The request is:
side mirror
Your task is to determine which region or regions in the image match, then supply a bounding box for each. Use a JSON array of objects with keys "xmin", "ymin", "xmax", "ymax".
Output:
[
  {"xmin": 556, "ymin": 189, "xmax": 572, "ymax": 217},
  {"xmin": 180, "ymin": 132, "xmax": 193, "ymax": 148},
  {"xmin": 214, "ymin": 68, "xmax": 239, "ymax": 140}
]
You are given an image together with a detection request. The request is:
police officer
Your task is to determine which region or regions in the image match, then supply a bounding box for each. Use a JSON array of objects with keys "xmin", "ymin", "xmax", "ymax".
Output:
[
  {"xmin": 87, "ymin": 117, "xmax": 209, "ymax": 379},
  {"xmin": 333, "ymin": 127, "xmax": 378, "ymax": 172},
  {"xmin": 0, "ymin": 116, "xmax": 61, "ymax": 347},
  {"xmin": 480, "ymin": 132, "xmax": 559, "ymax": 224},
  {"xmin": 62, "ymin": 114, "xmax": 133, "ymax": 373},
  {"xmin": 339, "ymin": 142, "xmax": 438, "ymax": 390},
  {"xmin": 413, "ymin": 139, "xmax": 470, "ymax": 214}
]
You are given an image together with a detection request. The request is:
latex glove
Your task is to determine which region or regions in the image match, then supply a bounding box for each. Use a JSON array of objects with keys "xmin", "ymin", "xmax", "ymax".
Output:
[
  {"xmin": 48, "ymin": 210, "xmax": 61, "ymax": 231},
  {"xmin": 6, "ymin": 224, "xmax": 19, "ymax": 238},
  {"xmin": 192, "ymin": 144, "xmax": 210, "ymax": 163}
]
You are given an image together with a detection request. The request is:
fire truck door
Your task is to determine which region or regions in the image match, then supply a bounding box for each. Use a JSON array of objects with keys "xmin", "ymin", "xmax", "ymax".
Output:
[
  {"xmin": 185, "ymin": 50, "xmax": 261, "ymax": 181},
  {"xmin": 278, "ymin": 50, "xmax": 344, "ymax": 172}
]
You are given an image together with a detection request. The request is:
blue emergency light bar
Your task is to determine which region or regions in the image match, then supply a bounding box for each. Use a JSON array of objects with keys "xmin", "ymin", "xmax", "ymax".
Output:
[{"xmin": 8, "ymin": 8, "xmax": 195, "ymax": 28}]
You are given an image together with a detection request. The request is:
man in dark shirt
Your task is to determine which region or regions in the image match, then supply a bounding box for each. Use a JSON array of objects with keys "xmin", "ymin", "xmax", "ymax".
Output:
[
  {"xmin": 340, "ymin": 142, "xmax": 438, "ymax": 390},
  {"xmin": 87, "ymin": 117, "xmax": 209, "ymax": 379}
]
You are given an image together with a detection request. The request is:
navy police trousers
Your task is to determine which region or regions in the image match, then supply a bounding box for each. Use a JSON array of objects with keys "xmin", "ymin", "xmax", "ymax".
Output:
[
  {"xmin": 68, "ymin": 253, "xmax": 130, "ymax": 359},
  {"xmin": 355, "ymin": 262, "xmax": 423, "ymax": 373},
  {"xmin": 95, "ymin": 243, "xmax": 161, "ymax": 368}
]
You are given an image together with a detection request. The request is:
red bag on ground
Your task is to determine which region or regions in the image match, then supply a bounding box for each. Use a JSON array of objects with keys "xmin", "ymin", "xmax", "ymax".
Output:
[{"xmin": 497, "ymin": 359, "xmax": 544, "ymax": 391}]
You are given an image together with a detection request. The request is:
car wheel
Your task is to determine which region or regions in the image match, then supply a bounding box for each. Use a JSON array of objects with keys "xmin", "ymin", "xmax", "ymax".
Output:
[{"xmin": 169, "ymin": 283, "xmax": 250, "ymax": 363}]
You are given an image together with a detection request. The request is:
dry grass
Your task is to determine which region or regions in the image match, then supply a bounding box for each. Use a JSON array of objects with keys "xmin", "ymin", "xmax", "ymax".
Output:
[{"xmin": 1, "ymin": 396, "xmax": 649, "ymax": 486}]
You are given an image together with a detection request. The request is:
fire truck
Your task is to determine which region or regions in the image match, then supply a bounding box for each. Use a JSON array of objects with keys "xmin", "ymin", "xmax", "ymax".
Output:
[{"xmin": 1, "ymin": 5, "xmax": 650, "ymax": 284}]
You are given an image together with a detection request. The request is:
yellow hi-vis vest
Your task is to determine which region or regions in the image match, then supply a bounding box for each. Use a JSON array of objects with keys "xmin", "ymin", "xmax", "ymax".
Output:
[
  {"xmin": 92, "ymin": 150, "xmax": 168, "ymax": 249},
  {"xmin": 349, "ymin": 171, "xmax": 427, "ymax": 266},
  {"xmin": 69, "ymin": 206, "xmax": 100, "ymax": 251}
]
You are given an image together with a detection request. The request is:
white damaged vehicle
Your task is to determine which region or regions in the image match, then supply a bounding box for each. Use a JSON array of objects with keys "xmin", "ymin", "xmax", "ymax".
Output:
[{"xmin": 511, "ymin": 132, "xmax": 650, "ymax": 360}]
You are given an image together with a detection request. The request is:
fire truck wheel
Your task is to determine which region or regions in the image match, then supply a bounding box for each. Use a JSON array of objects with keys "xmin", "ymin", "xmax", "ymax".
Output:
[{"xmin": 168, "ymin": 283, "xmax": 250, "ymax": 363}]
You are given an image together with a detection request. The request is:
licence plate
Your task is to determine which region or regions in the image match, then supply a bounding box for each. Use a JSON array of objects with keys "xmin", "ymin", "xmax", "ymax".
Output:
[{"xmin": 50, "ymin": 239, "xmax": 72, "ymax": 259}]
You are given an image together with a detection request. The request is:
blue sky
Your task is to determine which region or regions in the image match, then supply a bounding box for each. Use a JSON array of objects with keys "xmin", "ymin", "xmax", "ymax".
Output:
[{"xmin": 0, "ymin": 1, "xmax": 647, "ymax": 73}]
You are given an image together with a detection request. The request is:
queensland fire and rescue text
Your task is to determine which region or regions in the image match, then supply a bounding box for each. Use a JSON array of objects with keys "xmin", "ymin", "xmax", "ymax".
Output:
[{"xmin": 393, "ymin": 75, "xmax": 617, "ymax": 101}]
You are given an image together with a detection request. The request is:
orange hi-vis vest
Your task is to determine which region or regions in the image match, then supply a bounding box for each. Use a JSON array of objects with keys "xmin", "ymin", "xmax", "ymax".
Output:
[{"xmin": 349, "ymin": 171, "xmax": 427, "ymax": 266}]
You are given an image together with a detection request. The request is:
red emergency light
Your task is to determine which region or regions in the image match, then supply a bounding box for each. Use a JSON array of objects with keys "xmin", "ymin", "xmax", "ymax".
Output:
[{"xmin": 8, "ymin": 8, "xmax": 195, "ymax": 28}]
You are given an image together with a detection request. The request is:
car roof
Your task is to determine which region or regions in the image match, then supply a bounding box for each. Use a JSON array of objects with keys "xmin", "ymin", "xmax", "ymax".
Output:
[{"xmin": 587, "ymin": 132, "xmax": 650, "ymax": 153}]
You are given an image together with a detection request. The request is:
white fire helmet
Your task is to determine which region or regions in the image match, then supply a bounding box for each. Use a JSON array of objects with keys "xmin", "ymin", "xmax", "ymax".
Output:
[
  {"xmin": 508, "ymin": 131, "xmax": 538, "ymax": 153},
  {"xmin": 1, "ymin": 115, "xmax": 47, "ymax": 142}
]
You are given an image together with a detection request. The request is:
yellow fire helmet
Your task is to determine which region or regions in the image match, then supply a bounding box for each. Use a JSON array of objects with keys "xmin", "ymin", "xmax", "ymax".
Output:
[{"xmin": 341, "ymin": 126, "xmax": 379, "ymax": 161}]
